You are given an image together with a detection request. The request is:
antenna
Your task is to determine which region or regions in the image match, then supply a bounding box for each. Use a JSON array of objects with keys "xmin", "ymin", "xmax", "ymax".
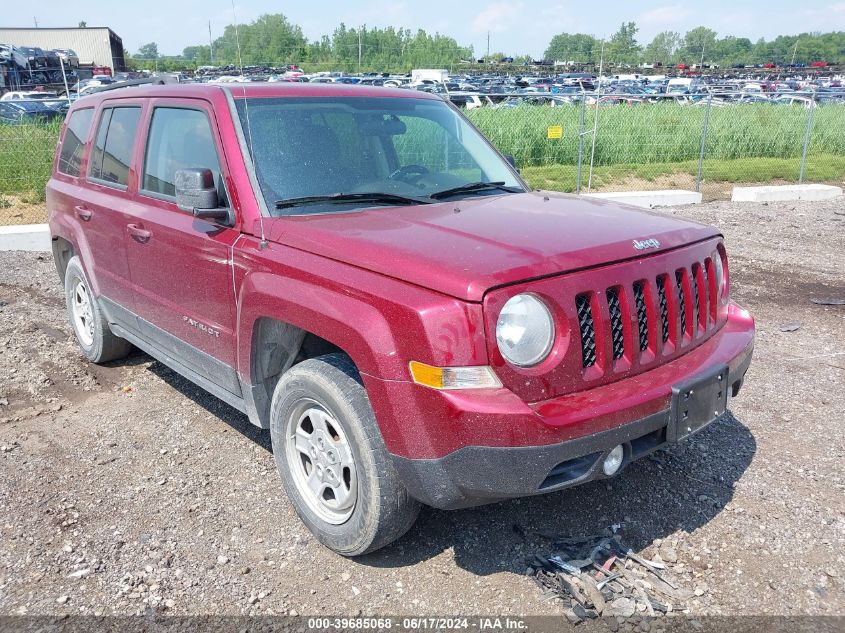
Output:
[
  {"xmin": 231, "ymin": 0, "xmax": 267, "ymax": 248},
  {"xmin": 586, "ymin": 39, "xmax": 604, "ymax": 193}
]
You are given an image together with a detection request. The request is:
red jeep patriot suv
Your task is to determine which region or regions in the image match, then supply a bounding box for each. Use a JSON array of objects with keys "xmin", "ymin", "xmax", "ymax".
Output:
[{"xmin": 47, "ymin": 83, "xmax": 754, "ymax": 555}]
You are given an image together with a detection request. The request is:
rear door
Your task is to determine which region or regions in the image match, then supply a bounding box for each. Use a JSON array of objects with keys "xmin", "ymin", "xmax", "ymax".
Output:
[
  {"xmin": 123, "ymin": 98, "xmax": 241, "ymax": 395},
  {"xmin": 79, "ymin": 102, "xmax": 144, "ymax": 313}
]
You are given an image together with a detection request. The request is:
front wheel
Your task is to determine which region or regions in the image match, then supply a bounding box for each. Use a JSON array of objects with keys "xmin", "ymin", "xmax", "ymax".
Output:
[{"xmin": 270, "ymin": 354, "xmax": 420, "ymax": 556}]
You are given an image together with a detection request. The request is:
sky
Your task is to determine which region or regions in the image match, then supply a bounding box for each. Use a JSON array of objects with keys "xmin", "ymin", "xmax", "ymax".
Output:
[{"xmin": 9, "ymin": 1, "xmax": 845, "ymax": 58}]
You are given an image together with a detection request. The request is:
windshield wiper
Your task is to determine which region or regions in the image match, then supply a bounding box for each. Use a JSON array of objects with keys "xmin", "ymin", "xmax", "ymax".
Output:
[
  {"xmin": 274, "ymin": 192, "xmax": 431, "ymax": 209},
  {"xmin": 428, "ymin": 181, "xmax": 523, "ymax": 200}
]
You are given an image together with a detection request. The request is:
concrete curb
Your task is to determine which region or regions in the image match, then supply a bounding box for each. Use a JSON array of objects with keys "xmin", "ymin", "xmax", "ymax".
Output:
[
  {"xmin": 731, "ymin": 184, "xmax": 842, "ymax": 202},
  {"xmin": 0, "ymin": 223, "xmax": 51, "ymax": 252},
  {"xmin": 583, "ymin": 189, "xmax": 702, "ymax": 209}
]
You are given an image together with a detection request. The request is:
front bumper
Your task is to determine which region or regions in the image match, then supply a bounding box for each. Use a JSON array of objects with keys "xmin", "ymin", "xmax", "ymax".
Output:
[
  {"xmin": 392, "ymin": 345, "xmax": 751, "ymax": 509},
  {"xmin": 382, "ymin": 304, "xmax": 754, "ymax": 509}
]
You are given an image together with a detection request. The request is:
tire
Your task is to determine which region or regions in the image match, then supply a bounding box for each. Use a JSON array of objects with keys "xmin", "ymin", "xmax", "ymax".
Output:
[
  {"xmin": 64, "ymin": 256, "xmax": 132, "ymax": 363},
  {"xmin": 270, "ymin": 353, "xmax": 421, "ymax": 556}
]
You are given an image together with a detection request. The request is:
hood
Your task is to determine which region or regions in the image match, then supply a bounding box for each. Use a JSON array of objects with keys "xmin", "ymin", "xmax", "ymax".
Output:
[{"xmin": 259, "ymin": 192, "xmax": 719, "ymax": 302}]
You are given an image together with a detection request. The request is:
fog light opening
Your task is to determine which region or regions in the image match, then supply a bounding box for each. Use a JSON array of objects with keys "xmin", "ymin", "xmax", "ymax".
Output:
[{"xmin": 603, "ymin": 445, "xmax": 625, "ymax": 476}]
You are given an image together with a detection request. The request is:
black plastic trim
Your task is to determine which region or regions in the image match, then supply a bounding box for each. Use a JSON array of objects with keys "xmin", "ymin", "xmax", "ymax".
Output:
[
  {"xmin": 392, "ymin": 349, "xmax": 753, "ymax": 510},
  {"xmin": 99, "ymin": 296, "xmax": 246, "ymax": 411}
]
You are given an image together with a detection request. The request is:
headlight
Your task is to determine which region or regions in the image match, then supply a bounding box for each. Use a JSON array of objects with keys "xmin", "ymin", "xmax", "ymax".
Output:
[
  {"xmin": 496, "ymin": 294, "xmax": 555, "ymax": 367},
  {"xmin": 713, "ymin": 254, "xmax": 723, "ymax": 294},
  {"xmin": 713, "ymin": 247, "xmax": 728, "ymax": 303}
]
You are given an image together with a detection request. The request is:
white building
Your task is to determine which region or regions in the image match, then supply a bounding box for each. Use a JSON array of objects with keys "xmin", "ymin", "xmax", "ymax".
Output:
[{"xmin": 0, "ymin": 27, "xmax": 126, "ymax": 71}]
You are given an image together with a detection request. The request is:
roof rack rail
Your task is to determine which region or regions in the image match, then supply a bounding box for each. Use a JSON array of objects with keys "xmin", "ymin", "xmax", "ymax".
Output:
[{"xmin": 88, "ymin": 77, "xmax": 175, "ymax": 94}]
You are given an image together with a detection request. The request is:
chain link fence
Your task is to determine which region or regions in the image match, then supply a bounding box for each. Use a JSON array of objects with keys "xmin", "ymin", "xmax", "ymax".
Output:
[
  {"xmin": 464, "ymin": 90, "xmax": 845, "ymax": 200},
  {"xmin": 0, "ymin": 105, "xmax": 63, "ymax": 226},
  {"xmin": 1, "ymin": 91, "xmax": 843, "ymax": 226}
]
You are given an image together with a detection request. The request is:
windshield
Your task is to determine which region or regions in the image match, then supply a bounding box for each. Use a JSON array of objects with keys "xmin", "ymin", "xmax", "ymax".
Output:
[{"xmin": 234, "ymin": 96, "xmax": 524, "ymax": 215}]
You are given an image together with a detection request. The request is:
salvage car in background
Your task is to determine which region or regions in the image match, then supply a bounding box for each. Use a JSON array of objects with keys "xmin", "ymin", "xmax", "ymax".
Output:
[
  {"xmin": 0, "ymin": 99, "xmax": 63, "ymax": 124},
  {"xmin": 53, "ymin": 48, "xmax": 80, "ymax": 68}
]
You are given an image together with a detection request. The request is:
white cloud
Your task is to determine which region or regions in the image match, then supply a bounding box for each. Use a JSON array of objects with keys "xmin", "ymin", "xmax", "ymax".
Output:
[
  {"xmin": 539, "ymin": 3, "xmax": 579, "ymax": 30},
  {"xmin": 638, "ymin": 5, "xmax": 691, "ymax": 26},
  {"xmin": 471, "ymin": 2, "xmax": 525, "ymax": 34}
]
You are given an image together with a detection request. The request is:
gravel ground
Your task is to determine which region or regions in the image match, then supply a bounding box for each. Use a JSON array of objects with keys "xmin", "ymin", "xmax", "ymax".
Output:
[{"xmin": 0, "ymin": 198, "xmax": 843, "ymax": 621}]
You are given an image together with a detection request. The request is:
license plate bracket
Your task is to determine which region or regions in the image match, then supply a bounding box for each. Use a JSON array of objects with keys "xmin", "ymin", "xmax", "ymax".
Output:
[{"xmin": 668, "ymin": 365, "xmax": 729, "ymax": 443}]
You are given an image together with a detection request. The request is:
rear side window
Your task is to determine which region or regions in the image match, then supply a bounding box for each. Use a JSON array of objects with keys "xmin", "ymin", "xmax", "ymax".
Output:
[
  {"xmin": 142, "ymin": 107, "xmax": 223, "ymax": 198},
  {"xmin": 58, "ymin": 108, "xmax": 94, "ymax": 176},
  {"xmin": 88, "ymin": 106, "xmax": 141, "ymax": 187}
]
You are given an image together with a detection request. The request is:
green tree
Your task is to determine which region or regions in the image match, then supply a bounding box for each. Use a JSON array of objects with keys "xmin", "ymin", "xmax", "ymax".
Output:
[
  {"xmin": 680, "ymin": 27, "xmax": 718, "ymax": 64},
  {"xmin": 643, "ymin": 31, "xmax": 680, "ymax": 64},
  {"xmin": 137, "ymin": 42, "xmax": 159, "ymax": 60},
  {"xmin": 78, "ymin": 21, "xmax": 87, "ymax": 28},
  {"xmin": 711, "ymin": 36, "xmax": 753, "ymax": 65},
  {"xmin": 544, "ymin": 33, "xmax": 599, "ymax": 63},
  {"xmin": 213, "ymin": 13, "xmax": 307, "ymax": 65},
  {"xmin": 607, "ymin": 22, "xmax": 641, "ymax": 65}
]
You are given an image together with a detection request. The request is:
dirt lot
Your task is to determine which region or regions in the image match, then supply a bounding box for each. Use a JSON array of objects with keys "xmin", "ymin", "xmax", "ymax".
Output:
[
  {"xmin": 0, "ymin": 196, "xmax": 47, "ymax": 227},
  {"xmin": 0, "ymin": 199, "xmax": 843, "ymax": 622}
]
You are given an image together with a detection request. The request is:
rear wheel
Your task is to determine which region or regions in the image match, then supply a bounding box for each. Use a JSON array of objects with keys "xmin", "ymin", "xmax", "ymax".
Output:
[
  {"xmin": 270, "ymin": 354, "xmax": 420, "ymax": 556},
  {"xmin": 64, "ymin": 257, "xmax": 132, "ymax": 363}
]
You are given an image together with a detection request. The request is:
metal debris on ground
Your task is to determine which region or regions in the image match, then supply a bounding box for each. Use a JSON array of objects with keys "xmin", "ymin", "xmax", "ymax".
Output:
[
  {"xmin": 527, "ymin": 531, "xmax": 693, "ymax": 624},
  {"xmin": 810, "ymin": 298, "xmax": 845, "ymax": 306}
]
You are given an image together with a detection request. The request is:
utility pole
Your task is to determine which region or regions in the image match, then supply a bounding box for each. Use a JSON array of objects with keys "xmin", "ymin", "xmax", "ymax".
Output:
[
  {"xmin": 486, "ymin": 31, "xmax": 490, "ymax": 60},
  {"xmin": 700, "ymin": 40, "xmax": 706, "ymax": 66},
  {"xmin": 358, "ymin": 27, "xmax": 362, "ymax": 73},
  {"xmin": 209, "ymin": 20, "xmax": 214, "ymax": 63},
  {"xmin": 33, "ymin": 17, "xmax": 39, "ymax": 28}
]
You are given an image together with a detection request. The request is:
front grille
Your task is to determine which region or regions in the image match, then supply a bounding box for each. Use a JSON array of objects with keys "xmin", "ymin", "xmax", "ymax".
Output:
[
  {"xmin": 569, "ymin": 255, "xmax": 720, "ymax": 378},
  {"xmin": 656, "ymin": 275, "xmax": 670, "ymax": 342},
  {"xmin": 633, "ymin": 281, "xmax": 649, "ymax": 351},
  {"xmin": 606, "ymin": 288, "xmax": 625, "ymax": 360},
  {"xmin": 575, "ymin": 294, "xmax": 597, "ymax": 367}
]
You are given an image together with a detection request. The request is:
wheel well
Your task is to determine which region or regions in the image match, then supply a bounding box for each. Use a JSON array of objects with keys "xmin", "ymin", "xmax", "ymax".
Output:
[
  {"xmin": 246, "ymin": 317, "xmax": 346, "ymax": 428},
  {"xmin": 51, "ymin": 237, "xmax": 74, "ymax": 282}
]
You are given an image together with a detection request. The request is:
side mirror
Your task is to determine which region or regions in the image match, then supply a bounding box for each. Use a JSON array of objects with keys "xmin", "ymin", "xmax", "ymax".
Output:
[
  {"xmin": 504, "ymin": 154, "xmax": 520, "ymax": 173},
  {"xmin": 175, "ymin": 168, "xmax": 229, "ymax": 222}
]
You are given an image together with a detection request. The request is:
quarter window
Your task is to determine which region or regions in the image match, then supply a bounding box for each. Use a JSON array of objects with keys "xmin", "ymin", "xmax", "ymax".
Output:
[
  {"xmin": 142, "ymin": 108, "xmax": 223, "ymax": 198},
  {"xmin": 58, "ymin": 108, "xmax": 94, "ymax": 177},
  {"xmin": 88, "ymin": 106, "xmax": 141, "ymax": 187}
]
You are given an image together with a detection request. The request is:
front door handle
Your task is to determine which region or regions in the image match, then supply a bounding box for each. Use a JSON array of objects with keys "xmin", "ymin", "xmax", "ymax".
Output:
[
  {"xmin": 74, "ymin": 205, "xmax": 92, "ymax": 221},
  {"xmin": 127, "ymin": 223, "xmax": 152, "ymax": 243}
]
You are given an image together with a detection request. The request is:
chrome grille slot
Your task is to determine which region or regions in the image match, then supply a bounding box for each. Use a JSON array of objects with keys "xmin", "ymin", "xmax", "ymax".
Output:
[
  {"xmin": 606, "ymin": 288, "xmax": 625, "ymax": 360},
  {"xmin": 633, "ymin": 281, "xmax": 649, "ymax": 352},
  {"xmin": 575, "ymin": 294, "xmax": 597, "ymax": 368},
  {"xmin": 656, "ymin": 275, "xmax": 670, "ymax": 343}
]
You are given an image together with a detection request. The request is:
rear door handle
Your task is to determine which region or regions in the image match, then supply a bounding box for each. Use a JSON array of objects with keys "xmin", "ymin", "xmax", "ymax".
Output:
[
  {"xmin": 74, "ymin": 205, "xmax": 92, "ymax": 221},
  {"xmin": 126, "ymin": 223, "xmax": 152, "ymax": 243}
]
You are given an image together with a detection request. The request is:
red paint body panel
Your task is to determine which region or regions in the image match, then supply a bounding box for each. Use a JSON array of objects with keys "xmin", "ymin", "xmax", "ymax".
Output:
[
  {"xmin": 263, "ymin": 193, "xmax": 718, "ymax": 302},
  {"xmin": 47, "ymin": 84, "xmax": 755, "ymax": 469},
  {"xmin": 366, "ymin": 304, "xmax": 753, "ymax": 458}
]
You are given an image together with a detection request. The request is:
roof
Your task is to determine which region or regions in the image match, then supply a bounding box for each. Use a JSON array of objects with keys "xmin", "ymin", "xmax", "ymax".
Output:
[
  {"xmin": 0, "ymin": 26, "xmax": 119, "ymax": 35},
  {"xmin": 73, "ymin": 82, "xmax": 445, "ymax": 106}
]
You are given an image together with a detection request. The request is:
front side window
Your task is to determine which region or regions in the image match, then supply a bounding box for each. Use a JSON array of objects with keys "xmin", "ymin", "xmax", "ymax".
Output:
[
  {"xmin": 58, "ymin": 108, "xmax": 94, "ymax": 177},
  {"xmin": 88, "ymin": 106, "xmax": 141, "ymax": 187},
  {"xmin": 235, "ymin": 96, "xmax": 523, "ymax": 215},
  {"xmin": 142, "ymin": 107, "xmax": 223, "ymax": 199}
]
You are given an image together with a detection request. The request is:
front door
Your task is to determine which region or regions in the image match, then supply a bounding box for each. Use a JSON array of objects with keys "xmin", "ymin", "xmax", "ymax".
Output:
[{"xmin": 124, "ymin": 99, "xmax": 241, "ymax": 396}]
